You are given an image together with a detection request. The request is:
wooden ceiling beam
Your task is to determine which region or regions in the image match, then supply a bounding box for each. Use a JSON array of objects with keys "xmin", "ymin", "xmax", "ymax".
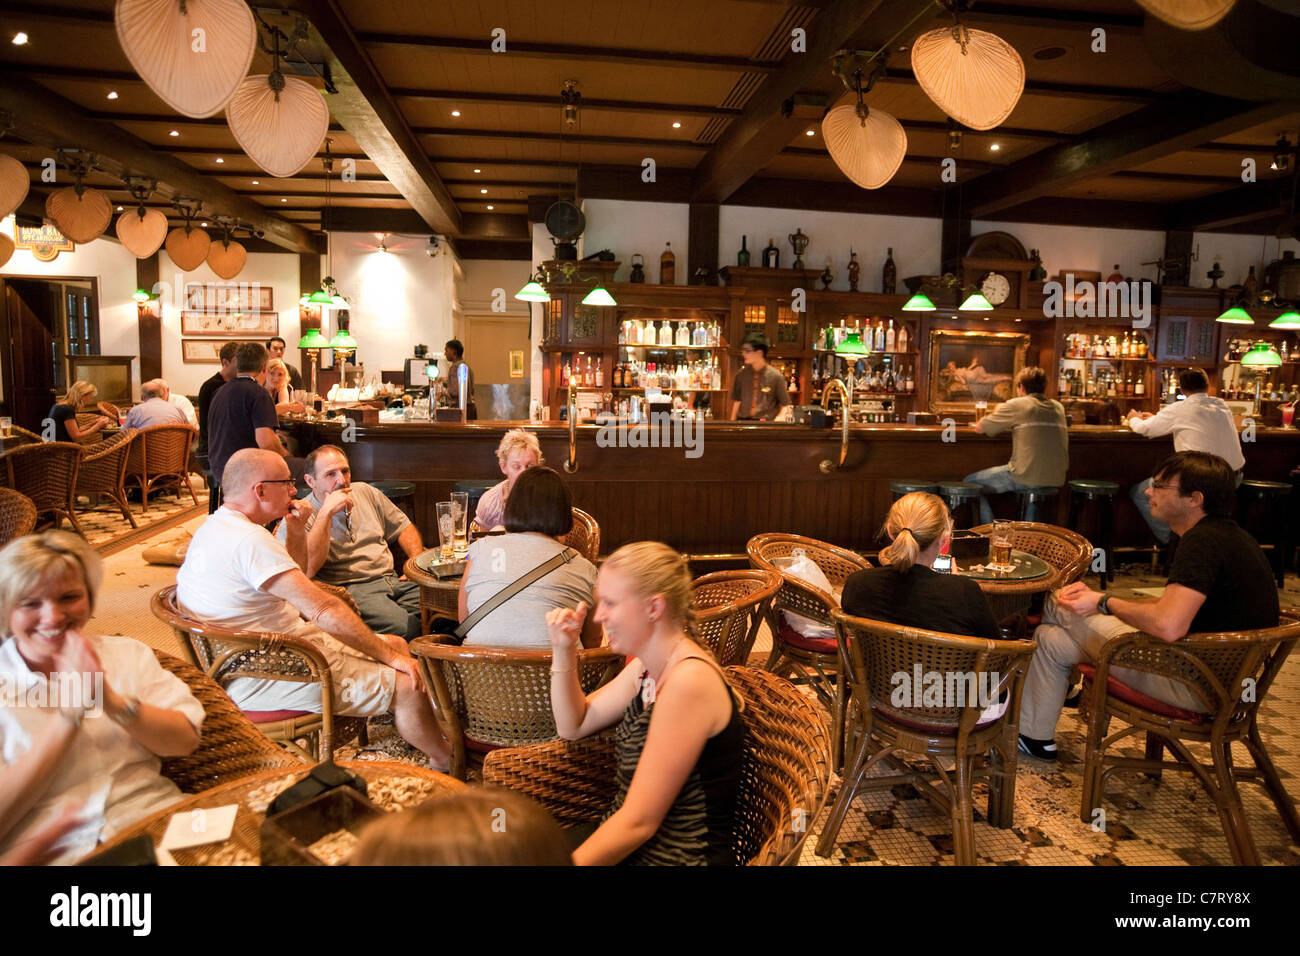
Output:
[
  {"xmin": 0, "ymin": 73, "xmax": 322, "ymax": 254},
  {"xmin": 877, "ymin": 68, "xmax": 1161, "ymax": 105},
  {"xmin": 412, "ymin": 126, "xmax": 712, "ymax": 151},
  {"xmin": 964, "ymin": 92, "xmax": 1297, "ymax": 218},
  {"xmin": 277, "ymin": 0, "xmax": 462, "ymax": 237},
  {"xmin": 691, "ymin": 0, "xmax": 939, "ymax": 204},
  {"xmin": 960, "ymin": 4, "xmax": 1144, "ymax": 34},
  {"xmin": 1165, "ymin": 177, "xmax": 1291, "ymax": 231},
  {"xmin": 355, "ymin": 32, "xmax": 779, "ymax": 73},
  {"xmin": 322, "ymin": 206, "xmax": 528, "ymax": 240},
  {"xmin": 390, "ymin": 88, "xmax": 741, "ymax": 118}
]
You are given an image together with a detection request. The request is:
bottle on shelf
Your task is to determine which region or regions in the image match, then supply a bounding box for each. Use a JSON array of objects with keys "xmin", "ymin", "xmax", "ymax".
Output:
[
  {"xmin": 762, "ymin": 238, "xmax": 779, "ymax": 269},
  {"xmin": 897, "ymin": 323, "xmax": 909, "ymax": 353},
  {"xmin": 660, "ymin": 243, "xmax": 675, "ymax": 284},
  {"xmin": 882, "ymin": 247, "xmax": 897, "ymax": 294},
  {"xmin": 885, "ymin": 318, "xmax": 896, "ymax": 352},
  {"xmin": 873, "ymin": 319, "xmax": 885, "ymax": 351},
  {"xmin": 904, "ymin": 365, "xmax": 915, "ymax": 393},
  {"xmin": 659, "ymin": 321, "xmax": 672, "ymax": 346},
  {"xmin": 737, "ymin": 235, "xmax": 750, "ymax": 267},
  {"xmin": 594, "ymin": 358, "xmax": 604, "ymax": 389},
  {"xmin": 1134, "ymin": 372, "xmax": 1145, "ymax": 396},
  {"xmin": 562, "ymin": 358, "xmax": 571, "ymax": 387}
]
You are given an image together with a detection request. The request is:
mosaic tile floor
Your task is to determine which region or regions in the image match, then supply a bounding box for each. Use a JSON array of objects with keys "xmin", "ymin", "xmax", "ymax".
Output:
[{"xmin": 70, "ymin": 481, "xmax": 206, "ymax": 554}]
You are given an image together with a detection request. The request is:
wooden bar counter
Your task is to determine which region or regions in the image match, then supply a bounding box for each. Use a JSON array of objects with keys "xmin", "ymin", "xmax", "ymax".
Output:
[{"xmin": 281, "ymin": 419, "xmax": 1298, "ymax": 558}]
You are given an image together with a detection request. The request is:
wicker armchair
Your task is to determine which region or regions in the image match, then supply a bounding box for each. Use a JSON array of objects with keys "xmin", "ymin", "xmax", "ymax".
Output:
[
  {"xmin": 97, "ymin": 401, "xmax": 121, "ymax": 421},
  {"xmin": 409, "ymin": 635, "xmax": 621, "ymax": 779},
  {"xmin": 5, "ymin": 424, "xmax": 42, "ymax": 445},
  {"xmin": 151, "ymin": 585, "xmax": 366, "ymax": 761},
  {"xmin": 816, "ymin": 610, "xmax": 1037, "ymax": 865},
  {"xmin": 691, "ymin": 568, "xmax": 782, "ymax": 666},
  {"xmin": 0, "ymin": 487, "xmax": 37, "ymax": 545},
  {"xmin": 558, "ymin": 506, "xmax": 600, "ymax": 561},
  {"xmin": 151, "ymin": 649, "xmax": 305, "ymax": 793},
  {"xmin": 75, "ymin": 427, "xmax": 138, "ymax": 528},
  {"xmin": 483, "ymin": 667, "xmax": 833, "ymax": 865},
  {"xmin": 1077, "ymin": 610, "xmax": 1300, "ymax": 866},
  {"xmin": 747, "ymin": 532, "xmax": 872, "ymax": 766},
  {"xmin": 1, "ymin": 441, "xmax": 84, "ymax": 537},
  {"xmin": 124, "ymin": 422, "xmax": 198, "ymax": 511}
]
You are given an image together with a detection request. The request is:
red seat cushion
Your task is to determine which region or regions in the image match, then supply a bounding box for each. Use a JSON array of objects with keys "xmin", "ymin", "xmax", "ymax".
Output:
[
  {"xmin": 1077, "ymin": 664, "xmax": 1208, "ymax": 724},
  {"xmin": 464, "ymin": 735, "xmax": 500, "ymax": 755},
  {"xmin": 244, "ymin": 709, "xmax": 315, "ymax": 723},
  {"xmin": 776, "ymin": 620, "xmax": 838, "ymax": 655}
]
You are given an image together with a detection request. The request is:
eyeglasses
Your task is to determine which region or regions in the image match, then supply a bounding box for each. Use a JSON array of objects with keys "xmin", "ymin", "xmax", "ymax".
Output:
[
  {"xmin": 1150, "ymin": 478, "xmax": 1184, "ymax": 494},
  {"xmin": 258, "ymin": 478, "xmax": 297, "ymax": 489}
]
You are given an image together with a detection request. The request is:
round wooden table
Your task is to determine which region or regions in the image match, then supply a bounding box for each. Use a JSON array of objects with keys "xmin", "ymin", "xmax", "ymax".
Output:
[
  {"xmin": 404, "ymin": 549, "xmax": 465, "ymax": 632},
  {"xmin": 93, "ymin": 760, "xmax": 465, "ymax": 866}
]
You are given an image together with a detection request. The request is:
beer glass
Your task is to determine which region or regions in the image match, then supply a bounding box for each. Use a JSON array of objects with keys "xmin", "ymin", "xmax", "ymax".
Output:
[
  {"xmin": 436, "ymin": 501, "xmax": 456, "ymax": 560},
  {"xmin": 451, "ymin": 491, "xmax": 469, "ymax": 553},
  {"xmin": 0, "ymin": 417, "xmax": 11, "ymax": 438},
  {"xmin": 991, "ymin": 519, "xmax": 1013, "ymax": 566},
  {"xmin": 974, "ymin": 401, "xmax": 988, "ymax": 423}
]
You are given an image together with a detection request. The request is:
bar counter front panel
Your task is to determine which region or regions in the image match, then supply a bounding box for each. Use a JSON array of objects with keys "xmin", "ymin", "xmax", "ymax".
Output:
[{"xmin": 281, "ymin": 420, "xmax": 1298, "ymax": 557}]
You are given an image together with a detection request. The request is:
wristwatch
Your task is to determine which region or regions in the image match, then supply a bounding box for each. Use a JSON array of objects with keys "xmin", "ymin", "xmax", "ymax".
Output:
[
  {"xmin": 110, "ymin": 694, "xmax": 141, "ymax": 727},
  {"xmin": 1096, "ymin": 594, "xmax": 1112, "ymax": 615}
]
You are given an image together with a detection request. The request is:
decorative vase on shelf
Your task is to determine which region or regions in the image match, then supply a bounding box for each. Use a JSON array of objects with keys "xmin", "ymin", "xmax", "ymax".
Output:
[
  {"xmin": 882, "ymin": 247, "xmax": 897, "ymax": 294},
  {"xmin": 629, "ymin": 253, "xmax": 645, "ymax": 283},
  {"xmin": 847, "ymin": 251, "xmax": 860, "ymax": 291},
  {"xmin": 1107, "ymin": 263, "xmax": 1124, "ymax": 284},
  {"xmin": 820, "ymin": 263, "xmax": 833, "ymax": 290},
  {"xmin": 660, "ymin": 243, "xmax": 675, "ymax": 284},
  {"xmin": 762, "ymin": 237, "xmax": 779, "ymax": 269},
  {"xmin": 737, "ymin": 235, "xmax": 750, "ymax": 267},
  {"xmin": 1028, "ymin": 249, "xmax": 1047, "ymax": 281},
  {"xmin": 788, "ymin": 228, "xmax": 809, "ymax": 270},
  {"xmin": 1242, "ymin": 265, "xmax": 1258, "ymax": 300}
]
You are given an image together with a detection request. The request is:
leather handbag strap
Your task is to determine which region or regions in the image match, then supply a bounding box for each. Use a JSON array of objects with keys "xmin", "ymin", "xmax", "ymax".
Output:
[{"xmin": 454, "ymin": 547, "xmax": 578, "ymax": 639}]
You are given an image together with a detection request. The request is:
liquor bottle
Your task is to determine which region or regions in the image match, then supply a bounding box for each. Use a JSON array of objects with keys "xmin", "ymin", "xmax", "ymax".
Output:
[
  {"xmin": 762, "ymin": 238, "xmax": 779, "ymax": 269},
  {"xmin": 1137, "ymin": 335, "xmax": 1148, "ymax": 358},
  {"xmin": 905, "ymin": 365, "xmax": 915, "ymax": 393},
  {"xmin": 659, "ymin": 321, "xmax": 672, "ymax": 346},
  {"xmin": 1134, "ymin": 373, "xmax": 1145, "ymax": 396},
  {"xmin": 885, "ymin": 318, "xmax": 896, "ymax": 352},
  {"xmin": 874, "ymin": 320, "xmax": 885, "ymax": 351},
  {"xmin": 711, "ymin": 357, "xmax": 721, "ymax": 390},
  {"xmin": 676, "ymin": 321, "xmax": 689, "ymax": 347},
  {"xmin": 562, "ymin": 359, "xmax": 571, "ymax": 387},
  {"xmin": 595, "ymin": 359, "xmax": 604, "ymax": 389},
  {"xmin": 618, "ymin": 321, "xmax": 628, "ymax": 345},
  {"xmin": 660, "ymin": 243, "xmax": 675, "ymax": 284},
  {"xmin": 884, "ymin": 367, "xmax": 895, "ymax": 392},
  {"xmin": 897, "ymin": 324, "xmax": 909, "ymax": 353},
  {"xmin": 1106, "ymin": 374, "xmax": 1116, "ymax": 398},
  {"xmin": 737, "ymin": 235, "xmax": 750, "ymax": 267},
  {"xmin": 613, "ymin": 361, "xmax": 623, "ymax": 389},
  {"xmin": 1059, "ymin": 367, "xmax": 1070, "ymax": 396},
  {"xmin": 882, "ymin": 247, "xmax": 897, "ymax": 294}
]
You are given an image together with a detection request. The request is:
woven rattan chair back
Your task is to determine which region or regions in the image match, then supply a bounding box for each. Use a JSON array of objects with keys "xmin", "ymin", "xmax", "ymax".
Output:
[
  {"xmin": 151, "ymin": 585, "xmax": 348, "ymax": 760},
  {"xmin": 0, "ymin": 487, "xmax": 37, "ymax": 545},
  {"xmin": 691, "ymin": 569, "xmax": 782, "ymax": 666},
  {"xmin": 558, "ymin": 506, "xmax": 600, "ymax": 561},
  {"xmin": 125, "ymin": 423, "xmax": 198, "ymax": 510},
  {"xmin": 969, "ymin": 521, "xmax": 1092, "ymax": 593},
  {"xmin": 746, "ymin": 532, "xmax": 872, "ymax": 626},
  {"xmin": 6, "ymin": 425, "xmax": 42, "ymax": 445},
  {"xmin": 151, "ymin": 649, "xmax": 305, "ymax": 792},
  {"xmin": 1079, "ymin": 611, "xmax": 1300, "ymax": 865},
  {"xmin": 2, "ymin": 441, "xmax": 84, "ymax": 537},
  {"xmin": 75, "ymin": 428, "xmax": 138, "ymax": 528},
  {"xmin": 410, "ymin": 635, "xmax": 621, "ymax": 779},
  {"xmin": 97, "ymin": 401, "xmax": 121, "ymax": 421}
]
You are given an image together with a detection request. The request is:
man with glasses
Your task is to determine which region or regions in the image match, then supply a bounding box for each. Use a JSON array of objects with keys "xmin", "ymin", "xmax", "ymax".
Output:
[
  {"xmin": 1016, "ymin": 451, "xmax": 1278, "ymax": 760},
  {"xmin": 275, "ymin": 444, "xmax": 424, "ymax": 639},
  {"xmin": 178, "ymin": 449, "xmax": 449, "ymax": 767},
  {"xmin": 1125, "ymin": 368, "xmax": 1244, "ymax": 545},
  {"xmin": 730, "ymin": 332, "xmax": 790, "ymax": 421}
]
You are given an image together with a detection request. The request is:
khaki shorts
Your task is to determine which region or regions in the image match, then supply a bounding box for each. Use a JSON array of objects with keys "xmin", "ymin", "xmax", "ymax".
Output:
[{"xmin": 223, "ymin": 628, "xmax": 397, "ymax": 718}]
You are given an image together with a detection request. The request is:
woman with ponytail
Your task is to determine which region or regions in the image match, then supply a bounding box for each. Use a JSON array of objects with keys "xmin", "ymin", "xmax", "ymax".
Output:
[
  {"xmin": 841, "ymin": 492, "xmax": 1001, "ymax": 639},
  {"xmin": 547, "ymin": 541, "xmax": 743, "ymax": 865}
]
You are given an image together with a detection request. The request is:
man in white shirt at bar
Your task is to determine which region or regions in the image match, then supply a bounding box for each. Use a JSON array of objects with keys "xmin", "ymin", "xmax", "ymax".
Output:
[
  {"xmin": 1125, "ymin": 367, "xmax": 1245, "ymax": 544},
  {"xmin": 152, "ymin": 378, "xmax": 198, "ymax": 428}
]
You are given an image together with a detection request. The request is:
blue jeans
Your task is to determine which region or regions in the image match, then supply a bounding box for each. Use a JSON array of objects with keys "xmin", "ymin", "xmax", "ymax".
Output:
[
  {"xmin": 963, "ymin": 464, "xmax": 1038, "ymax": 525},
  {"xmin": 1129, "ymin": 478, "xmax": 1171, "ymax": 545}
]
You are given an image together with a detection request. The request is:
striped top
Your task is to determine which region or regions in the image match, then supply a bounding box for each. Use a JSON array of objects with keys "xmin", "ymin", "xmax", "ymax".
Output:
[{"xmin": 604, "ymin": 656, "xmax": 744, "ymax": 866}]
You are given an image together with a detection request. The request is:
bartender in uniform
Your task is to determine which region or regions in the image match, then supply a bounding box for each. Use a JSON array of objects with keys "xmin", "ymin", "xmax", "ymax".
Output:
[
  {"xmin": 441, "ymin": 338, "xmax": 477, "ymax": 420},
  {"xmin": 731, "ymin": 332, "xmax": 791, "ymax": 421}
]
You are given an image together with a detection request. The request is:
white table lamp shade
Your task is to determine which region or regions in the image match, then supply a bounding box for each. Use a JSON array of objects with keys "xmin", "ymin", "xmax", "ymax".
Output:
[
  {"xmin": 822, "ymin": 102, "xmax": 908, "ymax": 190},
  {"xmin": 227, "ymin": 75, "xmax": 331, "ymax": 179},
  {"xmin": 1135, "ymin": 0, "xmax": 1236, "ymax": 30},
  {"xmin": 165, "ymin": 225, "xmax": 211, "ymax": 271},
  {"xmin": 45, "ymin": 187, "xmax": 113, "ymax": 244},
  {"xmin": 114, "ymin": 0, "xmax": 257, "ymax": 118},
  {"xmin": 911, "ymin": 26, "xmax": 1025, "ymax": 131},
  {"xmin": 0, "ymin": 154, "xmax": 30, "ymax": 221},
  {"xmin": 115, "ymin": 207, "xmax": 170, "ymax": 258}
]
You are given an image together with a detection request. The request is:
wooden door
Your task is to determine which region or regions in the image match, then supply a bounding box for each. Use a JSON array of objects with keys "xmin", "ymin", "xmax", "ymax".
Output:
[{"xmin": 1, "ymin": 279, "xmax": 59, "ymax": 432}]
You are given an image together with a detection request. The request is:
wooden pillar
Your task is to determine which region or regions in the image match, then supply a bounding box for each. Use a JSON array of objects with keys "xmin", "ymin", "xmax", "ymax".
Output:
[
  {"xmin": 688, "ymin": 203, "xmax": 720, "ymax": 285},
  {"xmin": 136, "ymin": 254, "xmax": 161, "ymax": 382},
  {"xmin": 941, "ymin": 184, "xmax": 971, "ymax": 276}
]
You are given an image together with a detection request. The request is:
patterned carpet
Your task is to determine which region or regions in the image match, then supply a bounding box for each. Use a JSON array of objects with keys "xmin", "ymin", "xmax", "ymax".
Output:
[{"xmin": 73, "ymin": 481, "xmax": 206, "ymax": 555}]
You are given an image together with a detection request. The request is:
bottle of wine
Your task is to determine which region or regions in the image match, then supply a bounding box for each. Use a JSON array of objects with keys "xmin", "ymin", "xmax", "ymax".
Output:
[
  {"xmin": 595, "ymin": 359, "xmax": 604, "ymax": 389},
  {"xmin": 737, "ymin": 235, "xmax": 750, "ymax": 267},
  {"xmin": 1135, "ymin": 373, "xmax": 1145, "ymax": 396},
  {"xmin": 882, "ymin": 247, "xmax": 897, "ymax": 294},
  {"xmin": 660, "ymin": 243, "xmax": 675, "ymax": 284},
  {"xmin": 762, "ymin": 238, "xmax": 779, "ymax": 269}
]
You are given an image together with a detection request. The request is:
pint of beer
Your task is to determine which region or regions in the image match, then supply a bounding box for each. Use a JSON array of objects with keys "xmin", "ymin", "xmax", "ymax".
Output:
[
  {"xmin": 991, "ymin": 520, "xmax": 1012, "ymax": 565},
  {"xmin": 974, "ymin": 401, "xmax": 988, "ymax": 423}
]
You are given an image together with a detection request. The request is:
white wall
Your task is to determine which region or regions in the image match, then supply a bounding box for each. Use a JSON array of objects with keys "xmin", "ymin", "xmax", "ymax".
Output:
[
  {"xmin": 1192, "ymin": 233, "xmax": 1300, "ymax": 290},
  {"xmin": 581, "ymin": 200, "xmax": 690, "ymax": 284},
  {"xmin": 972, "ymin": 219, "xmax": 1166, "ymax": 284},
  {"xmin": 459, "ymin": 259, "xmax": 531, "ymax": 320},
  {"xmin": 323, "ymin": 231, "xmax": 459, "ymax": 378}
]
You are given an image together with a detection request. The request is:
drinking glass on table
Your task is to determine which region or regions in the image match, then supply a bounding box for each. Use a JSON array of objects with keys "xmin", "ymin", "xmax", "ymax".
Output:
[
  {"xmin": 435, "ymin": 501, "xmax": 456, "ymax": 561},
  {"xmin": 0, "ymin": 417, "xmax": 10, "ymax": 438},
  {"xmin": 451, "ymin": 491, "xmax": 469, "ymax": 553},
  {"xmin": 974, "ymin": 401, "xmax": 988, "ymax": 423},
  {"xmin": 990, "ymin": 519, "xmax": 1013, "ymax": 566}
]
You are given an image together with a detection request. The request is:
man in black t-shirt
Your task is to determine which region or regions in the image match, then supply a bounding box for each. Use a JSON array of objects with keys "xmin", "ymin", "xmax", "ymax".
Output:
[
  {"xmin": 1018, "ymin": 451, "xmax": 1278, "ymax": 760},
  {"xmin": 197, "ymin": 342, "xmax": 239, "ymax": 513},
  {"xmin": 206, "ymin": 343, "xmax": 286, "ymax": 507}
]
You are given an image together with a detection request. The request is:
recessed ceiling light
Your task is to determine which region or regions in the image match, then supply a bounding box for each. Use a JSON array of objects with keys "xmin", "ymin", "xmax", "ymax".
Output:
[
  {"xmin": 480, "ymin": 188, "xmax": 487, "ymax": 194},
  {"xmin": 116, "ymin": 205, "xmax": 123, "ymax": 211},
  {"xmin": 215, "ymin": 157, "xmax": 224, "ymax": 164},
  {"xmin": 168, "ymin": 129, "xmax": 179, "ymax": 137},
  {"xmin": 201, "ymin": 221, "xmax": 208, "ymax": 227},
  {"xmin": 672, "ymin": 122, "xmax": 681, "ymax": 129},
  {"xmin": 451, "ymin": 110, "xmax": 461, "ymax": 117},
  {"xmin": 251, "ymin": 179, "xmax": 259, "ymax": 185},
  {"xmin": 990, "ymin": 143, "xmax": 1000, "ymax": 151},
  {"xmin": 11, "ymin": 32, "xmax": 28, "ymax": 46},
  {"xmin": 107, "ymin": 90, "xmax": 118, "ymax": 100},
  {"xmin": 473, "ymin": 168, "xmax": 481, "ymax": 174},
  {"xmin": 486, "ymin": 204, "xmax": 494, "ymax": 210},
  {"xmin": 805, "ymin": 129, "xmax": 815, "ymax": 136},
  {"xmin": 280, "ymin": 198, "xmax": 287, "ymax": 202}
]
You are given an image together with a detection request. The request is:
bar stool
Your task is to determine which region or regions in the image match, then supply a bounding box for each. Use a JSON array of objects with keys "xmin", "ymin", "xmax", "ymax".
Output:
[
  {"xmin": 454, "ymin": 478, "xmax": 499, "ymax": 526},
  {"xmin": 1067, "ymin": 479, "xmax": 1118, "ymax": 589},
  {"xmin": 1237, "ymin": 480, "xmax": 1291, "ymax": 588},
  {"xmin": 372, "ymin": 479, "xmax": 416, "ymax": 520},
  {"xmin": 890, "ymin": 479, "xmax": 939, "ymax": 501},
  {"xmin": 936, "ymin": 481, "xmax": 984, "ymax": 529},
  {"xmin": 1015, "ymin": 486, "xmax": 1059, "ymax": 523}
]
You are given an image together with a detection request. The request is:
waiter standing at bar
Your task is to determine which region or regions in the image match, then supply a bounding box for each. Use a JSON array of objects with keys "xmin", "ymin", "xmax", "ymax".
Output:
[
  {"xmin": 731, "ymin": 333, "xmax": 791, "ymax": 421},
  {"xmin": 442, "ymin": 339, "xmax": 477, "ymax": 421}
]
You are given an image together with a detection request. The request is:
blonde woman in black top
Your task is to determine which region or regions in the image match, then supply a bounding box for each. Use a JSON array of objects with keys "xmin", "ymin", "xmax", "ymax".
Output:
[
  {"xmin": 841, "ymin": 492, "xmax": 1001, "ymax": 640},
  {"xmin": 548, "ymin": 542, "xmax": 743, "ymax": 865}
]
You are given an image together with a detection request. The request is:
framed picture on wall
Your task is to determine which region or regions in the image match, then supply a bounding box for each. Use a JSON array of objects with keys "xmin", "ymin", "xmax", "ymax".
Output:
[
  {"xmin": 201, "ymin": 283, "xmax": 273, "ymax": 312},
  {"xmin": 509, "ymin": 350, "xmax": 525, "ymax": 378},
  {"xmin": 927, "ymin": 330, "xmax": 1030, "ymax": 415},
  {"xmin": 181, "ymin": 310, "xmax": 279, "ymax": 336},
  {"xmin": 182, "ymin": 339, "xmax": 259, "ymax": 363}
]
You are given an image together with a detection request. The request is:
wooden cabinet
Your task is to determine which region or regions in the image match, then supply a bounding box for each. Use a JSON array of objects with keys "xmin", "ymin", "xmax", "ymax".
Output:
[{"xmin": 1155, "ymin": 287, "xmax": 1222, "ymax": 364}]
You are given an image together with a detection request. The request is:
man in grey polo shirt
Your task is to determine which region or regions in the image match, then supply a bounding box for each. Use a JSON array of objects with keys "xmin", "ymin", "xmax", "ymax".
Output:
[{"xmin": 277, "ymin": 444, "xmax": 425, "ymax": 639}]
